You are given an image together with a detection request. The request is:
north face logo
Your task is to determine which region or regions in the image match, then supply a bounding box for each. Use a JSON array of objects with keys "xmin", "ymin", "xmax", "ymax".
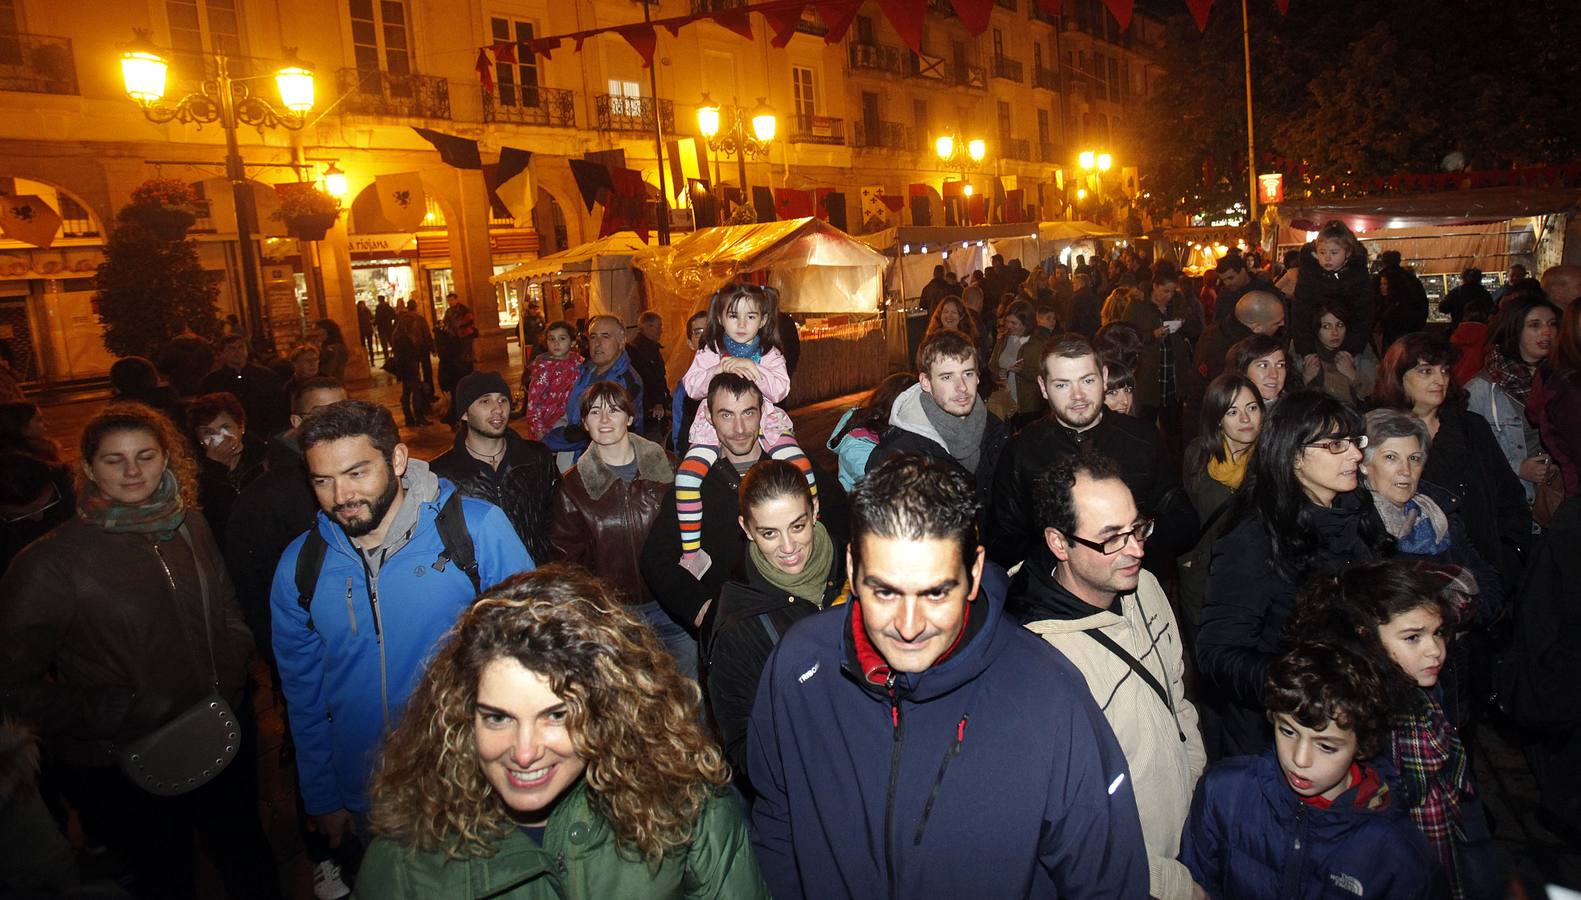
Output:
[{"xmin": 1328, "ymin": 873, "xmax": 1364, "ymax": 896}]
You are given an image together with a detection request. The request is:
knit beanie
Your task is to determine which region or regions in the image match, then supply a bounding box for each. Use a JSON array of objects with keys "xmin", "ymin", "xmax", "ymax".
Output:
[{"xmin": 454, "ymin": 370, "xmax": 512, "ymax": 415}]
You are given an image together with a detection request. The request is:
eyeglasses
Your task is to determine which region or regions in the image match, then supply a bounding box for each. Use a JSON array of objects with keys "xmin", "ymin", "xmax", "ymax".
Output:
[
  {"xmin": 1306, "ymin": 434, "xmax": 1368, "ymax": 454},
  {"xmin": 1061, "ymin": 518, "xmax": 1154, "ymax": 555}
]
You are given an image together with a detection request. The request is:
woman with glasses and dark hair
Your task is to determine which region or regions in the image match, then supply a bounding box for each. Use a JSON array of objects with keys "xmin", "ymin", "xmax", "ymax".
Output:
[
  {"xmin": 1374, "ymin": 331, "xmax": 1529, "ymax": 592},
  {"xmin": 1196, "ymin": 391, "xmax": 1393, "ymax": 758}
]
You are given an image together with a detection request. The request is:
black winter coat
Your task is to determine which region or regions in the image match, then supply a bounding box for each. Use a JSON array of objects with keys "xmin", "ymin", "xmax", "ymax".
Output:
[
  {"xmin": 641, "ymin": 457, "xmax": 847, "ymax": 637},
  {"xmin": 625, "ymin": 335, "xmax": 670, "ymax": 413},
  {"xmin": 1197, "ymin": 493, "xmax": 1384, "ymax": 757},
  {"xmin": 1291, "ymin": 244, "xmax": 1374, "ymax": 357},
  {"xmin": 1421, "ymin": 405, "xmax": 1530, "ymax": 593},
  {"xmin": 428, "ymin": 427, "xmax": 559, "ymax": 566},
  {"xmin": 864, "ymin": 409, "xmax": 1009, "ymax": 526},
  {"xmin": 988, "ymin": 412, "xmax": 1199, "ymax": 570},
  {"xmin": 1376, "ymin": 265, "xmax": 1430, "ymax": 347},
  {"xmin": 224, "ymin": 433, "xmax": 320, "ymax": 667},
  {"xmin": 703, "ymin": 547, "xmax": 846, "ymax": 794},
  {"xmin": 197, "ymin": 432, "xmax": 267, "ymax": 539}
]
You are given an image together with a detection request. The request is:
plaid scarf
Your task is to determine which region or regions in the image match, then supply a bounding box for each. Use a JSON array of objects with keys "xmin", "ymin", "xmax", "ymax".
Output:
[
  {"xmin": 1484, "ymin": 346, "xmax": 1537, "ymax": 405},
  {"xmin": 1393, "ymin": 689, "xmax": 1473, "ymax": 899},
  {"xmin": 1158, "ymin": 332, "xmax": 1177, "ymax": 405},
  {"xmin": 77, "ymin": 468, "xmax": 186, "ymax": 540}
]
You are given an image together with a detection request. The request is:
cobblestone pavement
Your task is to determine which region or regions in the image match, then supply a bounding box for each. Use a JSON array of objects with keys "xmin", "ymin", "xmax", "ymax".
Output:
[{"xmin": 32, "ymin": 355, "xmax": 1581, "ymax": 898}]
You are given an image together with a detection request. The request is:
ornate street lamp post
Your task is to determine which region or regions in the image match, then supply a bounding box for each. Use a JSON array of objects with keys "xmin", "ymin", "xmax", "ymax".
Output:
[{"xmin": 696, "ymin": 94, "xmax": 777, "ymax": 200}]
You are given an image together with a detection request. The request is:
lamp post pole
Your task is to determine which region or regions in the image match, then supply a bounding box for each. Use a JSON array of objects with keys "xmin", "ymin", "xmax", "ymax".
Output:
[
  {"xmin": 1241, "ymin": 0, "xmax": 1258, "ymax": 224},
  {"xmin": 212, "ymin": 53, "xmax": 269, "ymax": 349},
  {"xmin": 642, "ymin": 0, "xmax": 671, "ymax": 245}
]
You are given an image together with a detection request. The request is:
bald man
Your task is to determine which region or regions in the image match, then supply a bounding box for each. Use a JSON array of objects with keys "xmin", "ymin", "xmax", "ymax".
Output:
[
  {"xmin": 1195, "ymin": 290, "xmax": 1287, "ymax": 380},
  {"xmin": 1541, "ymin": 265, "xmax": 1581, "ymax": 311}
]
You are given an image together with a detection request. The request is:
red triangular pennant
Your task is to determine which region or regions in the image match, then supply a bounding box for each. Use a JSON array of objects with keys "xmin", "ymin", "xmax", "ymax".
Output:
[
  {"xmin": 615, "ymin": 23, "xmax": 658, "ymax": 67},
  {"xmin": 712, "ymin": 8, "xmax": 754, "ymax": 40},
  {"xmin": 475, "ymin": 49, "xmax": 495, "ymax": 95},
  {"xmin": 876, "ymin": 0, "xmax": 929, "ymax": 53},
  {"xmin": 1184, "ymin": 0, "xmax": 1212, "ymax": 32},
  {"xmin": 529, "ymin": 38, "xmax": 560, "ymax": 59},
  {"xmin": 950, "ymin": 0, "xmax": 994, "ymax": 35},
  {"xmin": 1101, "ymin": 0, "xmax": 1133, "ymax": 31},
  {"xmin": 491, "ymin": 41, "xmax": 517, "ymax": 64},
  {"xmin": 761, "ymin": 4, "xmax": 808, "ymax": 48},
  {"xmin": 817, "ymin": 0, "xmax": 862, "ymax": 44}
]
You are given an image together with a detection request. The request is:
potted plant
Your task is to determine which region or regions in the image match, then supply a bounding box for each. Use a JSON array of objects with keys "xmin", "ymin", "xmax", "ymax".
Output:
[
  {"xmin": 272, "ymin": 186, "xmax": 342, "ymax": 241},
  {"xmin": 124, "ymin": 178, "xmax": 201, "ymax": 241}
]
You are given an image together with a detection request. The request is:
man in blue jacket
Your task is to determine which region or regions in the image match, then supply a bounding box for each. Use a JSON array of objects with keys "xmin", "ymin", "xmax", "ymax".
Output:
[
  {"xmin": 270, "ymin": 400, "xmax": 532, "ymax": 852},
  {"xmin": 748, "ymin": 455, "xmax": 1148, "ymax": 899}
]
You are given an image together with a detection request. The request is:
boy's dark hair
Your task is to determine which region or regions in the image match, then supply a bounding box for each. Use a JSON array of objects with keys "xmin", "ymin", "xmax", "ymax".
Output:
[
  {"xmin": 186, "ymin": 391, "xmax": 246, "ymax": 432},
  {"xmin": 850, "ymin": 455, "xmax": 978, "ymax": 571},
  {"xmin": 299, "ymin": 399, "xmax": 401, "ymax": 465},
  {"xmin": 1032, "ymin": 451, "xmax": 1123, "ymax": 537},
  {"xmin": 1265, "ymin": 642, "xmax": 1394, "ymax": 760},
  {"xmin": 705, "ymin": 370, "xmax": 764, "ymax": 410}
]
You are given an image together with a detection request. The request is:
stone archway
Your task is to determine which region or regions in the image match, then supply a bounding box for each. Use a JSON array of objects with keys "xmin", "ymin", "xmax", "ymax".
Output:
[{"xmin": 0, "ymin": 176, "xmax": 109, "ymax": 383}]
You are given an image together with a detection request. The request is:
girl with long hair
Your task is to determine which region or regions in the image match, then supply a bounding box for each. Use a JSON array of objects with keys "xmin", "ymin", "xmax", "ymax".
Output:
[
  {"xmin": 312, "ymin": 317, "xmax": 350, "ymax": 380},
  {"xmin": 1464, "ymin": 293, "xmax": 1563, "ymax": 504},
  {"xmin": 1227, "ymin": 334, "xmax": 1294, "ymax": 406},
  {"xmin": 923, "ymin": 295, "xmax": 976, "ymax": 343},
  {"xmin": 1196, "ymin": 392, "xmax": 1392, "ymax": 758},
  {"xmin": 360, "ymin": 566, "xmax": 767, "ymax": 898},
  {"xmin": 0, "ymin": 402, "xmax": 273, "ymax": 900},
  {"xmin": 674, "ymin": 283, "xmax": 814, "ymax": 578}
]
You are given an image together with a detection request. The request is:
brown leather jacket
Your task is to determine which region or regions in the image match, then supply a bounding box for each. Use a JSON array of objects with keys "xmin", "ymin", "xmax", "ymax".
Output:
[
  {"xmin": 550, "ymin": 435, "xmax": 675, "ymax": 605},
  {"xmin": 0, "ymin": 513, "xmax": 255, "ymax": 766}
]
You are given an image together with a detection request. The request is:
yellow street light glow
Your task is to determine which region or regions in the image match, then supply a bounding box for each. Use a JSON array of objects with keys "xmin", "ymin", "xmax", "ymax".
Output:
[
  {"xmin": 275, "ymin": 64, "xmax": 316, "ymax": 113},
  {"xmin": 935, "ymin": 135, "xmax": 955, "ymax": 160},
  {"xmin": 696, "ymin": 94, "xmax": 721, "ymax": 138},
  {"xmin": 1076, "ymin": 187, "xmax": 1088, "ymax": 200},
  {"xmin": 967, "ymin": 139, "xmax": 986, "ymax": 162},
  {"xmin": 121, "ymin": 49, "xmax": 169, "ymax": 105},
  {"xmin": 1079, "ymin": 150, "xmax": 1096, "ymax": 170},
  {"xmin": 1097, "ymin": 152, "xmax": 1113, "ymax": 172},
  {"xmin": 750, "ymin": 98, "xmax": 777, "ymax": 142},
  {"xmin": 963, "ymin": 184, "xmax": 974, "ymax": 197},
  {"xmin": 322, "ymin": 163, "xmax": 348, "ymax": 198}
]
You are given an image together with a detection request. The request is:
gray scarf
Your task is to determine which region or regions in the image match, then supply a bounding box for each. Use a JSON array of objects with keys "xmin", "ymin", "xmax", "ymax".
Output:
[{"xmin": 920, "ymin": 390, "xmax": 988, "ymax": 473}]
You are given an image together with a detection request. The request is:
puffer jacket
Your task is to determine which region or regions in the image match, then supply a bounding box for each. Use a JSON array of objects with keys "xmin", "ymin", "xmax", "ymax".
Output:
[
  {"xmin": 1181, "ymin": 752, "xmax": 1438, "ymax": 900},
  {"xmin": 0, "ymin": 513, "xmax": 254, "ymax": 766},
  {"xmin": 549, "ymin": 434, "xmax": 675, "ymax": 606},
  {"xmin": 355, "ymin": 781, "xmax": 768, "ymax": 899},
  {"xmin": 1010, "ymin": 563, "xmax": 1206, "ymax": 900},
  {"xmin": 430, "ymin": 426, "xmax": 560, "ymax": 566},
  {"xmin": 270, "ymin": 461, "xmax": 532, "ymax": 815}
]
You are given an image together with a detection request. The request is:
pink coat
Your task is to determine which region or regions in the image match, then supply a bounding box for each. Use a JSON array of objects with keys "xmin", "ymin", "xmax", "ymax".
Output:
[
  {"xmin": 683, "ymin": 345, "xmax": 793, "ymax": 444},
  {"xmin": 525, "ymin": 352, "xmax": 583, "ymax": 439}
]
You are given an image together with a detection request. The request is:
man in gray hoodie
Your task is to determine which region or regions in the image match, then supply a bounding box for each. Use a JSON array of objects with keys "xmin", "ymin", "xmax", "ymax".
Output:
[{"xmin": 865, "ymin": 328, "xmax": 1009, "ymax": 522}]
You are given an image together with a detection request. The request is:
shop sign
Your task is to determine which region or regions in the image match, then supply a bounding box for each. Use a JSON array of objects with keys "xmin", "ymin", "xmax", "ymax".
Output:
[
  {"xmin": 0, "ymin": 247, "xmax": 103, "ymax": 280},
  {"xmin": 348, "ymin": 233, "xmax": 417, "ymax": 254},
  {"xmin": 1258, "ymin": 173, "xmax": 1284, "ymax": 205}
]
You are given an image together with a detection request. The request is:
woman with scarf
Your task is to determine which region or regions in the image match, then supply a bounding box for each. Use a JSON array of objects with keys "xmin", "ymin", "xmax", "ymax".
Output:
[
  {"xmin": 704, "ymin": 459, "xmax": 846, "ymax": 796},
  {"xmin": 0, "ymin": 402, "xmax": 274, "ymax": 900},
  {"xmin": 1300, "ymin": 302, "xmax": 1379, "ymax": 403},
  {"xmin": 1465, "ymin": 293, "xmax": 1563, "ymax": 506},
  {"xmin": 1196, "ymin": 392, "xmax": 1393, "ymax": 758}
]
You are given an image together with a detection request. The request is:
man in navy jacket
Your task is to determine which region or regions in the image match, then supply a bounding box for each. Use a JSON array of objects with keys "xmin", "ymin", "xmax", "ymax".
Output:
[{"xmin": 748, "ymin": 455, "xmax": 1147, "ymax": 899}]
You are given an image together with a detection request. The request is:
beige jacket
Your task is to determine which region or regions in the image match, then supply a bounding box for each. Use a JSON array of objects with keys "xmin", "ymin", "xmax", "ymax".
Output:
[{"xmin": 1024, "ymin": 569, "xmax": 1207, "ymax": 900}]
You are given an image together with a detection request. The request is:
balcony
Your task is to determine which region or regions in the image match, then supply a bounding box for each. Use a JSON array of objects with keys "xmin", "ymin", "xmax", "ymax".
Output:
[
  {"xmin": 1037, "ymin": 142, "xmax": 1062, "ymax": 163},
  {"xmin": 849, "ymin": 40, "xmax": 907, "ymax": 76},
  {"xmin": 852, "ymin": 119, "xmax": 915, "ymax": 152},
  {"xmin": 1033, "ymin": 65, "xmax": 1059, "ymax": 90},
  {"xmin": 594, "ymin": 94, "xmax": 674, "ymax": 133},
  {"xmin": 992, "ymin": 55, "xmax": 1023, "ymax": 82},
  {"xmin": 953, "ymin": 63, "xmax": 988, "ymax": 90},
  {"xmin": 788, "ymin": 114, "xmax": 845, "ymax": 145},
  {"xmin": 0, "ymin": 33, "xmax": 78, "ymax": 95},
  {"xmin": 1001, "ymin": 137, "xmax": 1031, "ymax": 160},
  {"xmin": 336, "ymin": 68, "xmax": 451, "ymax": 119},
  {"xmin": 483, "ymin": 86, "xmax": 575, "ymax": 127}
]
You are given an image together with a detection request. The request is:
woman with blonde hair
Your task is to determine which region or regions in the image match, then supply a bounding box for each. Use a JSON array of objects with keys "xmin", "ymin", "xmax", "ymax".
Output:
[{"xmin": 359, "ymin": 565, "xmax": 767, "ymax": 899}]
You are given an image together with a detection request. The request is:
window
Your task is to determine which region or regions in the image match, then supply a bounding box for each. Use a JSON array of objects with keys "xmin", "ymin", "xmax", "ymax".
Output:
[
  {"xmin": 791, "ymin": 65, "xmax": 816, "ymax": 119},
  {"xmin": 855, "ymin": 15, "xmax": 875, "ymax": 44},
  {"xmin": 1033, "ymin": 43, "xmax": 1042, "ymax": 71},
  {"xmin": 350, "ymin": 0, "xmax": 411, "ymax": 74},
  {"xmin": 997, "ymin": 100, "xmax": 1011, "ymax": 139},
  {"xmin": 491, "ymin": 18, "xmax": 539, "ymax": 107},
  {"xmin": 166, "ymin": 0, "xmax": 241, "ymax": 73},
  {"xmin": 0, "ymin": 0, "xmax": 19, "ymax": 65},
  {"xmin": 992, "ymin": 29, "xmax": 1004, "ymax": 59},
  {"xmin": 1107, "ymin": 56, "xmax": 1120, "ymax": 102},
  {"xmin": 608, "ymin": 78, "xmax": 641, "ymax": 116},
  {"xmin": 1037, "ymin": 107, "xmax": 1050, "ymax": 144}
]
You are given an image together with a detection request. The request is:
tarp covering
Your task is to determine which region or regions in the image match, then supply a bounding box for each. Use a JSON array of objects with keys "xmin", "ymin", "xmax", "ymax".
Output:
[
  {"xmin": 488, "ymin": 231, "xmax": 651, "ymax": 283},
  {"xmin": 1275, "ymin": 186, "xmax": 1581, "ymax": 232},
  {"xmin": 856, "ymin": 221, "xmax": 1120, "ymax": 302},
  {"xmin": 1276, "ymin": 220, "xmax": 1538, "ymax": 277}
]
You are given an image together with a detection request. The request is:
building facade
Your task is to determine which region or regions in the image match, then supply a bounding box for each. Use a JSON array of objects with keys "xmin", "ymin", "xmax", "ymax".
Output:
[{"xmin": 0, "ymin": 0, "xmax": 1160, "ymax": 386}]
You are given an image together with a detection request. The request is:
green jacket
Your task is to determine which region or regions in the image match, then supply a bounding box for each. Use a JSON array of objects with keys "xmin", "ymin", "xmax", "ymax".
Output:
[{"xmin": 354, "ymin": 783, "xmax": 767, "ymax": 900}]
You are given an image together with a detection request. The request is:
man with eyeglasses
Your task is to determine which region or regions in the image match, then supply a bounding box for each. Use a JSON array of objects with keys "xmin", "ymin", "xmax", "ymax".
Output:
[{"xmin": 1008, "ymin": 451, "xmax": 1207, "ymax": 900}]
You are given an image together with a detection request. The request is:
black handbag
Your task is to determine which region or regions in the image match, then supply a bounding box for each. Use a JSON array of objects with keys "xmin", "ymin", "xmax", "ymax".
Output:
[{"xmin": 115, "ymin": 522, "xmax": 241, "ymax": 796}]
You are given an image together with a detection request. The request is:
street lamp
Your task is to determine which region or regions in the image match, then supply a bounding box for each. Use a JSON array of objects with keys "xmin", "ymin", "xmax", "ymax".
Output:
[
  {"xmin": 696, "ymin": 93, "xmax": 777, "ymax": 196},
  {"xmin": 321, "ymin": 163, "xmax": 349, "ymax": 200},
  {"xmin": 935, "ymin": 131, "xmax": 986, "ymax": 222},
  {"xmin": 119, "ymin": 30, "xmax": 317, "ymax": 352}
]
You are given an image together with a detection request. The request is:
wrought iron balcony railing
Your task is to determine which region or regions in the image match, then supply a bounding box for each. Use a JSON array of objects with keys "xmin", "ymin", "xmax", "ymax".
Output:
[
  {"xmin": 848, "ymin": 41, "xmax": 907, "ymax": 76},
  {"xmin": 788, "ymin": 114, "xmax": 845, "ymax": 145},
  {"xmin": 0, "ymin": 33, "xmax": 78, "ymax": 95},
  {"xmin": 594, "ymin": 94, "xmax": 675, "ymax": 133},
  {"xmin": 852, "ymin": 119, "xmax": 915, "ymax": 152},
  {"xmin": 1001, "ymin": 137, "xmax": 1032, "ymax": 160},
  {"xmin": 1033, "ymin": 65, "xmax": 1059, "ymax": 90},
  {"xmin": 336, "ymin": 68, "xmax": 451, "ymax": 119},
  {"xmin": 483, "ymin": 86, "xmax": 575, "ymax": 127},
  {"xmin": 992, "ymin": 55, "xmax": 1024, "ymax": 82}
]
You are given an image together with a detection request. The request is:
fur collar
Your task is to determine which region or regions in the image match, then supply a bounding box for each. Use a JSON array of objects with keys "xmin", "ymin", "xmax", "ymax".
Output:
[{"xmin": 577, "ymin": 434, "xmax": 674, "ymax": 499}]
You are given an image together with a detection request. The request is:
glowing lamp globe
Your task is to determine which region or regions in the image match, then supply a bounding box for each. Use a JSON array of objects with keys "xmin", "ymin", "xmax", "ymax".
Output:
[
  {"xmin": 121, "ymin": 49, "xmax": 169, "ymax": 105},
  {"xmin": 935, "ymin": 135, "xmax": 955, "ymax": 160},
  {"xmin": 275, "ymin": 64, "xmax": 316, "ymax": 114},
  {"xmin": 967, "ymin": 139, "xmax": 986, "ymax": 162}
]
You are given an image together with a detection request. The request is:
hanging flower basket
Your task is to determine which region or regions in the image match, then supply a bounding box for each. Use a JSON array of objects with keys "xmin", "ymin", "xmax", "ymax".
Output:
[
  {"xmin": 125, "ymin": 205, "xmax": 197, "ymax": 241},
  {"xmin": 124, "ymin": 178, "xmax": 202, "ymax": 242},
  {"xmin": 284, "ymin": 212, "xmax": 338, "ymax": 241}
]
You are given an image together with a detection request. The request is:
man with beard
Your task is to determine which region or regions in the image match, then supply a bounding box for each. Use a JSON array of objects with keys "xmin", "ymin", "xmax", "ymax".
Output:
[
  {"xmin": 429, "ymin": 370, "xmax": 559, "ymax": 565},
  {"xmin": 270, "ymin": 400, "xmax": 531, "ymax": 854},
  {"xmin": 988, "ymin": 334, "xmax": 1199, "ymax": 571}
]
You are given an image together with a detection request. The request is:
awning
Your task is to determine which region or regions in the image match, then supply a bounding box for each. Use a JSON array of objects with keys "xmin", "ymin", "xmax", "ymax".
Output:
[
  {"xmin": 1276, "ymin": 186, "xmax": 1581, "ymax": 232},
  {"xmin": 853, "ymin": 220, "xmax": 1118, "ymax": 253},
  {"xmin": 489, "ymin": 230, "xmax": 651, "ymax": 283}
]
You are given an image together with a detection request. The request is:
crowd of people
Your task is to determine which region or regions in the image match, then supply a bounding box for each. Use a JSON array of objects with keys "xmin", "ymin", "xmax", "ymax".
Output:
[{"xmin": 2, "ymin": 237, "xmax": 1580, "ymax": 900}]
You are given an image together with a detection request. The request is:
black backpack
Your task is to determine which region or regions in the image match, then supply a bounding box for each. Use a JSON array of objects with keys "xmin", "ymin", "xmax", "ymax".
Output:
[{"xmin": 294, "ymin": 489, "xmax": 480, "ymax": 631}]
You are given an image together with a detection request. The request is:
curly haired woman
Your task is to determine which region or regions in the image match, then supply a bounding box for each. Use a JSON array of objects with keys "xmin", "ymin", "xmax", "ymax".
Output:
[{"xmin": 357, "ymin": 566, "xmax": 768, "ymax": 899}]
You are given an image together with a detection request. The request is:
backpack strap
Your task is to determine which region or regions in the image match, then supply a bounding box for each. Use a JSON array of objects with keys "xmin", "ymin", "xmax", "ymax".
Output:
[
  {"xmin": 293, "ymin": 527, "xmax": 330, "ymax": 632},
  {"xmin": 1082, "ymin": 626, "xmax": 1186, "ymax": 741},
  {"xmin": 431, "ymin": 489, "xmax": 481, "ymax": 595}
]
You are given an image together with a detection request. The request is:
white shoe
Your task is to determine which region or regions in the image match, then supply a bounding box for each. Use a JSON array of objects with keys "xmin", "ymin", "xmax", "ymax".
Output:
[{"xmin": 313, "ymin": 860, "xmax": 352, "ymax": 900}]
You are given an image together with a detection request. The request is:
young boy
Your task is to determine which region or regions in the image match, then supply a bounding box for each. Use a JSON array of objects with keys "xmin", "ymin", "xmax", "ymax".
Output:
[{"xmin": 1180, "ymin": 644, "xmax": 1441, "ymax": 899}]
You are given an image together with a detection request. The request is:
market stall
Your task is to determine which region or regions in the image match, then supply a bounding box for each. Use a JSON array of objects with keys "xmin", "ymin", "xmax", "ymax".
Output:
[
  {"xmin": 631, "ymin": 217, "xmax": 889, "ymax": 405},
  {"xmin": 489, "ymin": 230, "xmax": 652, "ymax": 327},
  {"xmin": 856, "ymin": 221, "xmax": 1121, "ymax": 305}
]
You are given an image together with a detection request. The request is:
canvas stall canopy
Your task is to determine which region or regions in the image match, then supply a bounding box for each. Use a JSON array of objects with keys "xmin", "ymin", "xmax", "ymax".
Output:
[
  {"xmin": 490, "ymin": 231, "xmax": 651, "ymax": 325},
  {"xmin": 856, "ymin": 221, "xmax": 1120, "ymax": 303}
]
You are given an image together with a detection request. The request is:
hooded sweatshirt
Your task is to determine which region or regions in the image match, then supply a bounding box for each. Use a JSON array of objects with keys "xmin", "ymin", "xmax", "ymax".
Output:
[
  {"xmin": 1010, "ymin": 563, "xmax": 1206, "ymax": 900},
  {"xmin": 866, "ymin": 384, "xmax": 1009, "ymax": 517},
  {"xmin": 270, "ymin": 460, "xmax": 532, "ymax": 815}
]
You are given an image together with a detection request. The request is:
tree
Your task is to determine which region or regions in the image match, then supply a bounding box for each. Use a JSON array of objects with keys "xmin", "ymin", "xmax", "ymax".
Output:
[{"xmin": 94, "ymin": 208, "xmax": 221, "ymax": 358}]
